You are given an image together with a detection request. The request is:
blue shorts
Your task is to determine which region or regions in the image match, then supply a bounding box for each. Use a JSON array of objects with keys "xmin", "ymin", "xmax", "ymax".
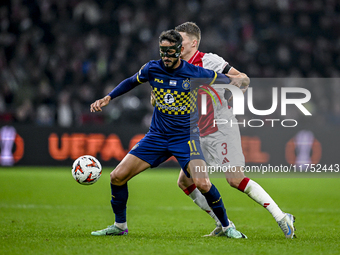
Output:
[{"xmin": 129, "ymin": 131, "xmax": 205, "ymax": 177}]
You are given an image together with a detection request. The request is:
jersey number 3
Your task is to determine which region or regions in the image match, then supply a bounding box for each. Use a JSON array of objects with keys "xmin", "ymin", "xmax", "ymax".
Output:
[{"xmin": 221, "ymin": 142, "xmax": 229, "ymax": 163}]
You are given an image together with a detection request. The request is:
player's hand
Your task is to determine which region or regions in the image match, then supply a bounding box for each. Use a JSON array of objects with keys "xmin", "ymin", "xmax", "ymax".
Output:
[
  {"xmin": 225, "ymin": 73, "xmax": 250, "ymax": 102},
  {"xmin": 90, "ymin": 95, "xmax": 111, "ymax": 112},
  {"xmin": 240, "ymin": 83, "xmax": 249, "ymax": 94},
  {"xmin": 225, "ymin": 73, "xmax": 243, "ymax": 88},
  {"xmin": 228, "ymin": 84, "xmax": 249, "ymax": 102},
  {"xmin": 150, "ymin": 91, "xmax": 156, "ymax": 107}
]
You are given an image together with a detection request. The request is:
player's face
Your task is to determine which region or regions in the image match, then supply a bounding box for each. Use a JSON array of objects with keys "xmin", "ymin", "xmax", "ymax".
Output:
[
  {"xmin": 179, "ymin": 32, "xmax": 197, "ymax": 61},
  {"xmin": 160, "ymin": 41, "xmax": 181, "ymax": 69}
]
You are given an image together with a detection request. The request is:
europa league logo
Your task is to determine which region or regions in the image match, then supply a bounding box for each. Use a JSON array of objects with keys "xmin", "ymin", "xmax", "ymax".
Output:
[
  {"xmin": 0, "ymin": 126, "xmax": 16, "ymax": 166},
  {"xmin": 285, "ymin": 130, "xmax": 322, "ymax": 169},
  {"xmin": 0, "ymin": 126, "xmax": 24, "ymax": 166}
]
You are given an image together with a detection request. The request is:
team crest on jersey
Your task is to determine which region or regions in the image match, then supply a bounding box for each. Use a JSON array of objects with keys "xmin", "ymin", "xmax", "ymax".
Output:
[{"xmin": 182, "ymin": 79, "xmax": 191, "ymax": 90}]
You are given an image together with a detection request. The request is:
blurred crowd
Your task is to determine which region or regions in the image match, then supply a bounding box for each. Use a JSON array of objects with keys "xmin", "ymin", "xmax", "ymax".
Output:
[{"xmin": 1, "ymin": 0, "xmax": 340, "ymax": 127}]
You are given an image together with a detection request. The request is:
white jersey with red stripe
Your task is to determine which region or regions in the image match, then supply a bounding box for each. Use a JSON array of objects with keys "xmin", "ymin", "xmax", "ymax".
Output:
[
  {"xmin": 188, "ymin": 50, "xmax": 234, "ymax": 137},
  {"xmin": 189, "ymin": 50, "xmax": 245, "ymax": 168}
]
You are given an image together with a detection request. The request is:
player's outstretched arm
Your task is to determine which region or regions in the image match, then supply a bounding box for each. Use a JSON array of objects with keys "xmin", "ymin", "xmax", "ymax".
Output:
[
  {"xmin": 226, "ymin": 73, "xmax": 250, "ymax": 92},
  {"xmin": 90, "ymin": 95, "xmax": 111, "ymax": 112},
  {"xmin": 90, "ymin": 71, "xmax": 146, "ymax": 112},
  {"xmin": 224, "ymin": 68, "xmax": 250, "ymax": 102},
  {"xmin": 225, "ymin": 67, "xmax": 250, "ymax": 93}
]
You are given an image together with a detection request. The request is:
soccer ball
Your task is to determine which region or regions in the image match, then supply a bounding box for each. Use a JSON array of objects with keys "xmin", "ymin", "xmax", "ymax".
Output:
[{"xmin": 71, "ymin": 155, "xmax": 102, "ymax": 185}]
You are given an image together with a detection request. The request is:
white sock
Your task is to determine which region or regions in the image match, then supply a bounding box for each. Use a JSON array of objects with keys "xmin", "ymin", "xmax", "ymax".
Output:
[
  {"xmin": 189, "ymin": 188, "xmax": 220, "ymax": 225},
  {"xmin": 114, "ymin": 222, "xmax": 127, "ymax": 230},
  {"xmin": 243, "ymin": 179, "xmax": 285, "ymax": 222}
]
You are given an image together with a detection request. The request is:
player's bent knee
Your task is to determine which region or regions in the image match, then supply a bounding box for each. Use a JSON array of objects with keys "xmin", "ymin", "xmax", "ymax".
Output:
[
  {"xmin": 194, "ymin": 180, "xmax": 211, "ymax": 193},
  {"xmin": 177, "ymin": 178, "xmax": 185, "ymax": 189},
  {"xmin": 177, "ymin": 176, "xmax": 189, "ymax": 189},
  {"xmin": 177, "ymin": 169, "xmax": 195, "ymax": 190},
  {"xmin": 110, "ymin": 171, "xmax": 126, "ymax": 186}
]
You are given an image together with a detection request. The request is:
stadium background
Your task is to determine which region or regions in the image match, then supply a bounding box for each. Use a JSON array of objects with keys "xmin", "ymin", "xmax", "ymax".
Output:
[{"xmin": 0, "ymin": 0, "xmax": 340, "ymax": 167}]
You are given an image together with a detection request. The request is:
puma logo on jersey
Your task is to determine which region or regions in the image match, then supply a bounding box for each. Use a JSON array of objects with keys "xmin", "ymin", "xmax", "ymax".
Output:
[{"xmin": 154, "ymin": 78, "xmax": 163, "ymax": 83}]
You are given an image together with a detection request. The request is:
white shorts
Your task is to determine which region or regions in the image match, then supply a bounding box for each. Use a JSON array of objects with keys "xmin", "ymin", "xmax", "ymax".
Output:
[{"xmin": 200, "ymin": 117, "xmax": 245, "ymax": 168}]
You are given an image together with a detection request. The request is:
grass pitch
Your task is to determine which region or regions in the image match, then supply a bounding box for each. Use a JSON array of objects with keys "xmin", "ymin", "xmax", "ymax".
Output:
[{"xmin": 1, "ymin": 167, "xmax": 340, "ymax": 255}]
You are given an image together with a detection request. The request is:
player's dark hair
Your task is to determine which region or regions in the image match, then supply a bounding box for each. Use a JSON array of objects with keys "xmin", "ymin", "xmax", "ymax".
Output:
[
  {"xmin": 159, "ymin": 30, "xmax": 183, "ymax": 46},
  {"xmin": 175, "ymin": 21, "xmax": 201, "ymax": 47}
]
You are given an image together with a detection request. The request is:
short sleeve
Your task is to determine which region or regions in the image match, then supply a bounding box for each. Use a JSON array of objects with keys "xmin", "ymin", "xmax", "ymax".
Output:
[{"xmin": 202, "ymin": 53, "xmax": 229, "ymax": 73}]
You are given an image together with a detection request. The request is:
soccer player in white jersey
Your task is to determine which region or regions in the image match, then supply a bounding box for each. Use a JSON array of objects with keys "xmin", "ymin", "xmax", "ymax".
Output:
[{"xmin": 173, "ymin": 22, "xmax": 295, "ymax": 238}]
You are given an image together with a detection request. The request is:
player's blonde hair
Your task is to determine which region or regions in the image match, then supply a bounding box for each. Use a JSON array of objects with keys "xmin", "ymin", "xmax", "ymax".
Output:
[{"xmin": 175, "ymin": 22, "xmax": 201, "ymax": 48}]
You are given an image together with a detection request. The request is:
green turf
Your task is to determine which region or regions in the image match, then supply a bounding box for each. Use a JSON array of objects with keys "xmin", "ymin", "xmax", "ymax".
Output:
[{"xmin": 1, "ymin": 167, "xmax": 340, "ymax": 255}]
